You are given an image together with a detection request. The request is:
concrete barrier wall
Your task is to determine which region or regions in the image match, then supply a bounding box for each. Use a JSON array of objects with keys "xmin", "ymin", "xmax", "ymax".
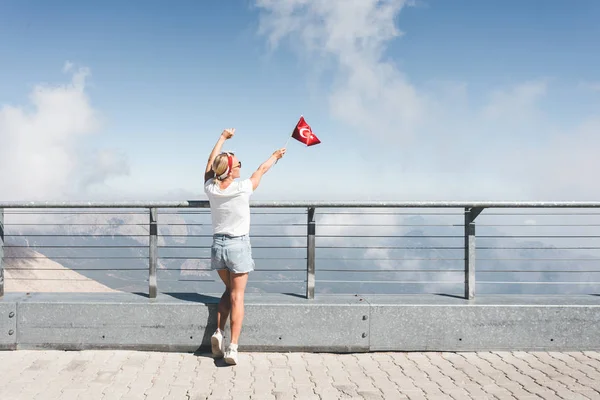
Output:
[
  {"xmin": 1, "ymin": 293, "xmax": 599, "ymax": 352},
  {"xmin": 0, "ymin": 301, "xmax": 16, "ymax": 350}
]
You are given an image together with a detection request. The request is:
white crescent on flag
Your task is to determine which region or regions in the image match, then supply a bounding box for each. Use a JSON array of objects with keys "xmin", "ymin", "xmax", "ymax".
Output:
[{"xmin": 299, "ymin": 126, "xmax": 311, "ymax": 139}]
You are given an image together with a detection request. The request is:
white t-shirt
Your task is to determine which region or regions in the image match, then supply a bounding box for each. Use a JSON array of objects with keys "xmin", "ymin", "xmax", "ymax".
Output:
[{"xmin": 204, "ymin": 178, "xmax": 254, "ymax": 236}]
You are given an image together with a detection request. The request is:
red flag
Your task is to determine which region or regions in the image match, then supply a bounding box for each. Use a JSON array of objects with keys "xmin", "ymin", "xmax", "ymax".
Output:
[{"xmin": 291, "ymin": 116, "xmax": 321, "ymax": 146}]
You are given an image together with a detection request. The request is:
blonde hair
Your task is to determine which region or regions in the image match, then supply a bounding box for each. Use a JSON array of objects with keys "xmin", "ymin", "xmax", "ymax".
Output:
[{"xmin": 212, "ymin": 153, "xmax": 231, "ymax": 181}]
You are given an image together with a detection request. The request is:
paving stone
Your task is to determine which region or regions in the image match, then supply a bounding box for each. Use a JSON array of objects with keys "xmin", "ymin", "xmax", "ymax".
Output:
[{"xmin": 0, "ymin": 350, "xmax": 599, "ymax": 399}]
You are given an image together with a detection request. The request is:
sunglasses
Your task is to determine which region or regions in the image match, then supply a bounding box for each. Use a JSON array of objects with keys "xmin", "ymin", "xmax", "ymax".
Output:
[{"xmin": 225, "ymin": 152, "xmax": 241, "ymax": 169}]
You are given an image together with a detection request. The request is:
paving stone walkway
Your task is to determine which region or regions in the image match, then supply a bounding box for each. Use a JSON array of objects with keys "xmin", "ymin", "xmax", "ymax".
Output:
[{"xmin": 1, "ymin": 350, "xmax": 599, "ymax": 399}]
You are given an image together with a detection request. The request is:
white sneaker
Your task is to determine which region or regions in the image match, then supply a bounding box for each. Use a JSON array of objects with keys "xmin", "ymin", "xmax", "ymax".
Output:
[
  {"xmin": 211, "ymin": 330, "xmax": 224, "ymax": 358},
  {"xmin": 224, "ymin": 343, "xmax": 238, "ymax": 365}
]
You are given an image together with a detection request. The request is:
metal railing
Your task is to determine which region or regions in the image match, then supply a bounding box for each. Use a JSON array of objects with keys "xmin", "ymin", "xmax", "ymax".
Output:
[{"xmin": 1, "ymin": 201, "xmax": 600, "ymax": 299}]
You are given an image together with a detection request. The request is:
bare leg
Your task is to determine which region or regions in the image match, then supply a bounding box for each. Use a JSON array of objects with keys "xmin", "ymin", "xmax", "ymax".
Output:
[
  {"xmin": 217, "ymin": 270, "xmax": 231, "ymax": 332},
  {"xmin": 229, "ymin": 272, "xmax": 249, "ymax": 344}
]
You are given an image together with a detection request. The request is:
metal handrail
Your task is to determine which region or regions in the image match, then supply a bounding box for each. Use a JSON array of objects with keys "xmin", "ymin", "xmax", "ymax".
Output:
[
  {"xmin": 2, "ymin": 201, "xmax": 600, "ymax": 208},
  {"xmin": 2, "ymin": 201, "xmax": 600, "ymax": 300}
]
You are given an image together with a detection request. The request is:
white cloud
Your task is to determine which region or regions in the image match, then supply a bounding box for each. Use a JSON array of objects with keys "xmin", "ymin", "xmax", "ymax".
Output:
[
  {"xmin": 256, "ymin": 0, "xmax": 423, "ymax": 140},
  {"xmin": 0, "ymin": 64, "xmax": 129, "ymax": 201}
]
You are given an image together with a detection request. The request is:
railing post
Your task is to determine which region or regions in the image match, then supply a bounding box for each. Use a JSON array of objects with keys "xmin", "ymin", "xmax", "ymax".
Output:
[
  {"xmin": 464, "ymin": 207, "xmax": 483, "ymax": 300},
  {"xmin": 149, "ymin": 207, "xmax": 158, "ymax": 299},
  {"xmin": 306, "ymin": 207, "xmax": 316, "ymax": 299},
  {"xmin": 0, "ymin": 208, "xmax": 4, "ymax": 298}
]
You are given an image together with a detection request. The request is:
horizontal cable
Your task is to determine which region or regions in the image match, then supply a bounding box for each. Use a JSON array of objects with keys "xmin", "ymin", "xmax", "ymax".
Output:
[
  {"xmin": 5, "ymin": 268, "xmax": 595, "ymax": 273},
  {"xmin": 317, "ymin": 212, "xmax": 462, "ymax": 215},
  {"xmin": 158, "ymin": 245, "xmax": 306, "ymax": 249},
  {"xmin": 158, "ymin": 279, "xmax": 216, "ymax": 282},
  {"xmin": 6, "ymin": 233, "xmax": 302, "ymax": 238},
  {"xmin": 316, "ymin": 224, "xmax": 460, "ymax": 227},
  {"xmin": 3, "ymin": 223, "xmax": 148, "ymax": 226},
  {"xmin": 4, "ymin": 211, "xmax": 148, "ymax": 215},
  {"xmin": 159, "ymin": 257, "xmax": 303, "ymax": 260},
  {"xmin": 478, "ymin": 270, "xmax": 600, "ymax": 273},
  {"xmin": 167, "ymin": 210, "xmax": 305, "ymax": 214},
  {"xmin": 158, "ymin": 279, "xmax": 305, "ymax": 283},
  {"xmin": 484, "ymin": 213, "xmax": 600, "ymax": 216},
  {"xmin": 162, "ymin": 268, "xmax": 307, "ymax": 272},
  {"xmin": 154, "ymin": 211, "xmax": 211, "ymax": 214},
  {"xmin": 5, "ymin": 234, "xmax": 149, "ymax": 237},
  {"xmin": 159, "ymin": 280, "xmax": 304, "ymax": 283},
  {"xmin": 477, "ymin": 258, "xmax": 600, "ymax": 261},
  {"xmin": 316, "ymin": 246, "xmax": 463, "ymax": 250},
  {"xmin": 157, "ymin": 223, "xmax": 306, "ymax": 226},
  {"xmin": 316, "ymin": 280, "xmax": 462, "ymax": 284},
  {"xmin": 315, "ymin": 257, "xmax": 464, "ymax": 261},
  {"xmin": 316, "ymin": 235, "xmax": 463, "ymax": 238},
  {"xmin": 478, "ymin": 281, "xmax": 600, "ymax": 285},
  {"xmin": 249, "ymin": 213, "xmax": 306, "ymax": 215},
  {"xmin": 254, "ymin": 268, "xmax": 306, "ymax": 272},
  {"xmin": 479, "ymin": 235, "xmax": 600, "ymax": 238},
  {"xmin": 8, "ymin": 222, "xmax": 600, "ymax": 227},
  {"xmin": 4, "ymin": 245, "xmax": 148, "ymax": 249},
  {"xmin": 4, "ymin": 267, "xmax": 147, "ymax": 271},
  {"xmin": 7, "ymin": 234, "xmax": 600, "ymax": 239},
  {"xmin": 159, "ymin": 234, "xmax": 306, "ymax": 238},
  {"xmin": 478, "ymin": 247, "xmax": 600, "ymax": 250},
  {"xmin": 317, "ymin": 269, "xmax": 464, "ymax": 273},
  {"xmin": 10, "ymin": 245, "xmax": 595, "ymax": 251},
  {"xmin": 8, "ymin": 234, "xmax": 600, "ymax": 239},
  {"xmin": 4, "ymin": 256, "xmax": 146, "ymax": 260},
  {"xmin": 161, "ymin": 268, "xmax": 209, "ymax": 271},
  {"xmin": 477, "ymin": 224, "xmax": 600, "ymax": 227}
]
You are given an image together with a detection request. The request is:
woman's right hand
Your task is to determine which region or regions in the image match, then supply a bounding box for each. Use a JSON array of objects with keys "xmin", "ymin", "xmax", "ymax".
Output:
[
  {"xmin": 273, "ymin": 148, "xmax": 286, "ymax": 160},
  {"xmin": 221, "ymin": 128, "xmax": 235, "ymax": 140}
]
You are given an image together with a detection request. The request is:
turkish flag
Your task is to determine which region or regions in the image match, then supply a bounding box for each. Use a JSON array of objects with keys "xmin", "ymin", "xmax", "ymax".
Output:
[{"xmin": 291, "ymin": 116, "xmax": 321, "ymax": 146}]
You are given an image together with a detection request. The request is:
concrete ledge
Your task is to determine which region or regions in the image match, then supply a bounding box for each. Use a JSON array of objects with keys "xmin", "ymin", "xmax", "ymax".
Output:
[{"xmin": 2, "ymin": 293, "xmax": 600, "ymax": 352}]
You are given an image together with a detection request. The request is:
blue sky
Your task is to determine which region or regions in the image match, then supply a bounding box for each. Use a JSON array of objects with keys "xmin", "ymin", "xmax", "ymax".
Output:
[{"xmin": 1, "ymin": 0, "xmax": 599, "ymax": 202}]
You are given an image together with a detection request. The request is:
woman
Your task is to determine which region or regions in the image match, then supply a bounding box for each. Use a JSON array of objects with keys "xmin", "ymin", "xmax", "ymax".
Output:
[{"xmin": 204, "ymin": 128, "xmax": 286, "ymax": 365}]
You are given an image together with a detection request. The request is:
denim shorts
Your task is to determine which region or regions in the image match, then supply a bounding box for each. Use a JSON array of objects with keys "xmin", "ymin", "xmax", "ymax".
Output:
[{"xmin": 211, "ymin": 234, "xmax": 255, "ymax": 274}]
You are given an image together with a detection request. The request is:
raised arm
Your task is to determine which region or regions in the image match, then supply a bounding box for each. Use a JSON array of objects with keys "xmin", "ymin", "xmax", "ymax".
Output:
[
  {"xmin": 204, "ymin": 128, "xmax": 234, "ymax": 183},
  {"xmin": 250, "ymin": 148, "xmax": 286, "ymax": 191}
]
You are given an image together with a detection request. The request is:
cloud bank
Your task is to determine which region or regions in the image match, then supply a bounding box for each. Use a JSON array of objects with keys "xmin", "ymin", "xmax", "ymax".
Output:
[{"xmin": 0, "ymin": 63, "xmax": 129, "ymax": 201}]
